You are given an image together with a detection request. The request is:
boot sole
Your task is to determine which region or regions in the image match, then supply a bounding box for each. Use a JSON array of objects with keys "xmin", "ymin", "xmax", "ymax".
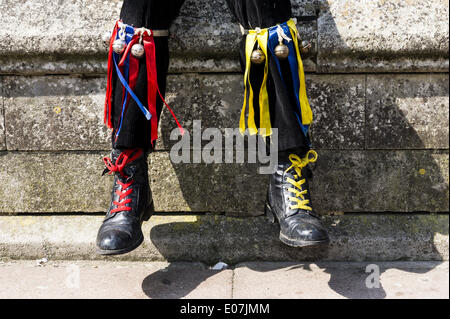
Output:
[
  {"xmin": 279, "ymin": 232, "xmax": 330, "ymax": 248},
  {"xmin": 96, "ymin": 201, "xmax": 155, "ymax": 256},
  {"xmin": 96, "ymin": 234, "xmax": 144, "ymax": 256},
  {"xmin": 265, "ymin": 203, "xmax": 330, "ymax": 248}
]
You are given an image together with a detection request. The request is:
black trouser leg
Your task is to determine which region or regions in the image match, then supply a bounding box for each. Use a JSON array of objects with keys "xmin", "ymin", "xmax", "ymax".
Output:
[
  {"xmin": 98, "ymin": 1, "xmax": 187, "ymax": 256},
  {"xmin": 226, "ymin": 0, "xmax": 310, "ymax": 153},
  {"xmin": 111, "ymin": 0, "xmax": 185, "ymax": 151},
  {"xmin": 227, "ymin": 1, "xmax": 328, "ymax": 247}
]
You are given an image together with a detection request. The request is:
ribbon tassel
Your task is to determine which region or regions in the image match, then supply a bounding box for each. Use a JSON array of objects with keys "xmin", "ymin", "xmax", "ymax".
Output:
[
  {"xmin": 287, "ymin": 19, "xmax": 313, "ymax": 126},
  {"xmin": 143, "ymin": 36, "xmax": 158, "ymax": 144},
  {"xmin": 240, "ymin": 18, "xmax": 313, "ymax": 142},
  {"xmin": 104, "ymin": 21, "xmax": 184, "ymax": 145},
  {"xmin": 240, "ymin": 28, "xmax": 271, "ymax": 137}
]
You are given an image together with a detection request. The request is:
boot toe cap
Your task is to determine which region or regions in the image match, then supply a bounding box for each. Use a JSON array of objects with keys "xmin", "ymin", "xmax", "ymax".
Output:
[
  {"xmin": 292, "ymin": 222, "xmax": 329, "ymax": 242},
  {"xmin": 96, "ymin": 228, "xmax": 135, "ymax": 252},
  {"xmin": 281, "ymin": 215, "xmax": 330, "ymax": 245}
]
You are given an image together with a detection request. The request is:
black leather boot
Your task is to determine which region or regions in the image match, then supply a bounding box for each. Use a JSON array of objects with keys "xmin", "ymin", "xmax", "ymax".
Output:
[
  {"xmin": 96, "ymin": 148, "xmax": 154, "ymax": 255},
  {"xmin": 265, "ymin": 149, "xmax": 329, "ymax": 247}
]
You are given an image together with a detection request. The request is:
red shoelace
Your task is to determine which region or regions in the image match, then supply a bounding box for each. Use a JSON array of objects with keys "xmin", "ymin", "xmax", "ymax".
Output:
[
  {"xmin": 102, "ymin": 149, "xmax": 143, "ymax": 214},
  {"xmin": 110, "ymin": 180, "xmax": 133, "ymax": 214}
]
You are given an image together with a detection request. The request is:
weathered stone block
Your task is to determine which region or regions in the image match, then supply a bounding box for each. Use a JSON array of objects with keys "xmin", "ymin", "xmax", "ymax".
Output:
[
  {"xmin": 169, "ymin": 57, "xmax": 241, "ymax": 73},
  {"xmin": 3, "ymin": 74, "xmax": 367, "ymax": 151},
  {"xmin": 158, "ymin": 74, "xmax": 243, "ymax": 151},
  {"xmin": 2, "ymin": 150, "xmax": 446, "ymax": 214},
  {"xmin": 0, "ymin": 152, "xmax": 110, "ymax": 213},
  {"xmin": 0, "ymin": 0, "xmax": 122, "ymax": 56},
  {"xmin": 151, "ymin": 150, "xmax": 449, "ymax": 214},
  {"xmin": 4, "ymin": 0, "xmax": 446, "ymax": 74},
  {"xmin": 149, "ymin": 151, "xmax": 267, "ymax": 214},
  {"xmin": 160, "ymin": 74, "xmax": 366, "ymax": 150},
  {"xmin": 307, "ymin": 74, "xmax": 365, "ymax": 149},
  {"xmin": 3, "ymin": 73, "xmax": 448, "ymax": 152},
  {"xmin": 169, "ymin": 0, "xmax": 239, "ymax": 59},
  {"xmin": 317, "ymin": 0, "xmax": 449, "ymax": 72},
  {"xmin": 3, "ymin": 76, "xmax": 110, "ymax": 151},
  {"xmin": 312, "ymin": 150, "xmax": 449, "ymax": 213},
  {"xmin": 366, "ymin": 74, "xmax": 449, "ymax": 149}
]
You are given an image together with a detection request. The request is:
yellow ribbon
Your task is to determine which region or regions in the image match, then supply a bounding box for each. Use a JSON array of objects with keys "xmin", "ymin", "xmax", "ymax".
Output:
[
  {"xmin": 240, "ymin": 27, "xmax": 271, "ymax": 137},
  {"xmin": 239, "ymin": 19, "xmax": 313, "ymax": 137},
  {"xmin": 287, "ymin": 18, "xmax": 313, "ymax": 125}
]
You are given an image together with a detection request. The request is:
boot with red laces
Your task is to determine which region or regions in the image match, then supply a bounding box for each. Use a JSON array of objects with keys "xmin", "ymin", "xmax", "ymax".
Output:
[
  {"xmin": 96, "ymin": 148, "xmax": 154, "ymax": 255},
  {"xmin": 265, "ymin": 149, "xmax": 329, "ymax": 247}
]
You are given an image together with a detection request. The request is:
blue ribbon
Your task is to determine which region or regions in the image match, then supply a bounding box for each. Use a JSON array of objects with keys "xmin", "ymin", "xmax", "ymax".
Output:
[{"xmin": 268, "ymin": 22, "xmax": 310, "ymax": 145}]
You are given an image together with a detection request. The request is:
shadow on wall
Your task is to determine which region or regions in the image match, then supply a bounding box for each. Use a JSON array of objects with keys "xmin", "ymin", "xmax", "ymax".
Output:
[
  {"xmin": 156, "ymin": 0, "xmax": 449, "ymax": 216},
  {"xmin": 145, "ymin": 0, "xmax": 449, "ymax": 299}
]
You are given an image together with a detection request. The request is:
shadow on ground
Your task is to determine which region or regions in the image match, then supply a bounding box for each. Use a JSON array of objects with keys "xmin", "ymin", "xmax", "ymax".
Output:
[
  {"xmin": 141, "ymin": 260, "xmax": 446, "ymax": 299},
  {"xmin": 142, "ymin": 0, "xmax": 449, "ymax": 300},
  {"xmin": 141, "ymin": 213, "xmax": 448, "ymax": 298}
]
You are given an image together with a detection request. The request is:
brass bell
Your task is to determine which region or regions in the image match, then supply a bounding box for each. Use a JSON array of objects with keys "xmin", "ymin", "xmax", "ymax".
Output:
[
  {"xmin": 112, "ymin": 39, "xmax": 126, "ymax": 54},
  {"xmin": 250, "ymin": 49, "xmax": 265, "ymax": 64},
  {"xmin": 300, "ymin": 40, "xmax": 312, "ymax": 55},
  {"xmin": 274, "ymin": 42, "xmax": 289, "ymax": 59},
  {"xmin": 102, "ymin": 31, "xmax": 112, "ymax": 45},
  {"xmin": 131, "ymin": 43, "xmax": 145, "ymax": 58}
]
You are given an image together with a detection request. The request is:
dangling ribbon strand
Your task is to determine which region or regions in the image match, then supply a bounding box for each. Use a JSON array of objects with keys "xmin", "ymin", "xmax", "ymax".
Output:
[
  {"xmin": 240, "ymin": 27, "xmax": 272, "ymax": 137},
  {"xmin": 286, "ymin": 18, "xmax": 312, "ymax": 127},
  {"xmin": 104, "ymin": 21, "xmax": 119, "ymax": 129}
]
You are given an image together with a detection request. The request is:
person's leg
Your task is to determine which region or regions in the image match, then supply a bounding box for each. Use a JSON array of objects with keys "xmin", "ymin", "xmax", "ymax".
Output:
[
  {"xmin": 226, "ymin": 0, "xmax": 329, "ymax": 247},
  {"xmin": 111, "ymin": 0, "xmax": 185, "ymax": 150},
  {"xmin": 96, "ymin": 0, "xmax": 185, "ymax": 255}
]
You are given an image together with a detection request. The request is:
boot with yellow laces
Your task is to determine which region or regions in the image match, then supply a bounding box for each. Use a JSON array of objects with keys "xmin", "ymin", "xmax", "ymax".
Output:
[{"xmin": 265, "ymin": 149, "xmax": 329, "ymax": 247}]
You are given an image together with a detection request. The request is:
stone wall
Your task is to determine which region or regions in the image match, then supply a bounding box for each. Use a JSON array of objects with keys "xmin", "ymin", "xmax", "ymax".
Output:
[{"xmin": 0, "ymin": 0, "xmax": 448, "ymax": 216}]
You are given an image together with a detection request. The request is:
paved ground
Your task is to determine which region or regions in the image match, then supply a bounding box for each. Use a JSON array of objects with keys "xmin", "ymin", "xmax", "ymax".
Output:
[{"xmin": 0, "ymin": 260, "xmax": 448, "ymax": 299}]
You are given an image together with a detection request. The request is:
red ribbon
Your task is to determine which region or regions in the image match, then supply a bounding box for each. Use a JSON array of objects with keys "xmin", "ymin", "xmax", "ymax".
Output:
[
  {"xmin": 143, "ymin": 35, "xmax": 159, "ymax": 144},
  {"xmin": 104, "ymin": 21, "xmax": 119, "ymax": 129},
  {"xmin": 104, "ymin": 22, "xmax": 184, "ymax": 145}
]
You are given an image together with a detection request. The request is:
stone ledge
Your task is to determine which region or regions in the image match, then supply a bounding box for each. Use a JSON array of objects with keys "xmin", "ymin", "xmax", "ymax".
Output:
[
  {"xmin": 0, "ymin": 0, "xmax": 447, "ymax": 74},
  {"xmin": 0, "ymin": 214, "xmax": 447, "ymax": 263},
  {"xmin": 0, "ymin": 150, "xmax": 447, "ymax": 214},
  {"xmin": 316, "ymin": 0, "xmax": 449, "ymax": 72},
  {"xmin": 0, "ymin": 0, "xmax": 317, "ymax": 74}
]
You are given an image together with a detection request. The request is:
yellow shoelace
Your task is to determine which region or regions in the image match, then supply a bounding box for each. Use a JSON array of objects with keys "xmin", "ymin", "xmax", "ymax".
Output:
[{"xmin": 285, "ymin": 150, "xmax": 318, "ymax": 211}]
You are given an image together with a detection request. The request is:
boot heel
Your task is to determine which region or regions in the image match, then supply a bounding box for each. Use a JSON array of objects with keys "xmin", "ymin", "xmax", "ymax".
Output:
[
  {"xmin": 265, "ymin": 204, "xmax": 276, "ymax": 223},
  {"xmin": 142, "ymin": 201, "xmax": 154, "ymax": 222}
]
